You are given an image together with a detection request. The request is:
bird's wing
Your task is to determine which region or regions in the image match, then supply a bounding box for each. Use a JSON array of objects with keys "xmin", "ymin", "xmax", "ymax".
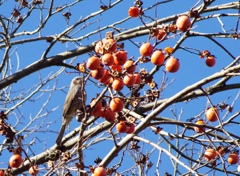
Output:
[{"xmin": 63, "ymin": 88, "xmax": 77, "ymax": 117}]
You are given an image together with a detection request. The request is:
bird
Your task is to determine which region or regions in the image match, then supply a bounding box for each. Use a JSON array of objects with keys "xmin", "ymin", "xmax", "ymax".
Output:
[{"xmin": 56, "ymin": 76, "xmax": 86, "ymax": 146}]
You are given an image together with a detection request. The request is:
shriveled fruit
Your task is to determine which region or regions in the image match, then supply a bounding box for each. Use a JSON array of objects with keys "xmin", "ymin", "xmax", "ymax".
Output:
[
  {"xmin": 133, "ymin": 72, "xmax": 141, "ymax": 84},
  {"xmin": 165, "ymin": 57, "xmax": 180, "ymax": 73},
  {"xmin": 194, "ymin": 119, "xmax": 205, "ymax": 133},
  {"xmin": 227, "ymin": 153, "xmax": 239, "ymax": 165},
  {"xmin": 176, "ymin": 15, "xmax": 191, "ymax": 32},
  {"xmin": 9, "ymin": 154, "xmax": 23, "ymax": 168},
  {"xmin": 91, "ymin": 67, "xmax": 105, "ymax": 80},
  {"xmin": 95, "ymin": 39, "xmax": 117, "ymax": 54},
  {"xmin": 86, "ymin": 56, "xmax": 101, "ymax": 70},
  {"xmin": 151, "ymin": 50, "xmax": 165, "ymax": 66},
  {"xmin": 102, "ymin": 38, "xmax": 117, "ymax": 53},
  {"xmin": 156, "ymin": 29, "xmax": 166, "ymax": 40},
  {"xmin": 113, "ymin": 50, "xmax": 128, "ymax": 65},
  {"xmin": 204, "ymin": 148, "xmax": 217, "ymax": 162},
  {"xmin": 205, "ymin": 107, "xmax": 219, "ymax": 122},
  {"xmin": 123, "ymin": 60, "xmax": 136, "ymax": 73},
  {"xmin": 205, "ymin": 56, "xmax": 216, "ymax": 67},
  {"xmin": 112, "ymin": 78, "xmax": 124, "ymax": 91},
  {"xmin": 139, "ymin": 42, "xmax": 153, "ymax": 56},
  {"xmin": 123, "ymin": 74, "xmax": 136, "ymax": 87},
  {"xmin": 101, "ymin": 53, "xmax": 114, "ymax": 66},
  {"xmin": 29, "ymin": 165, "xmax": 39, "ymax": 175},
  {"xmin": 94, "ymin": 166, "xmax": 107, "ymax": 176},
  {"xmin": 95, "ymin": 41, "xmax": 104, "ymax": 54},
  {"xmin": 128, "ymin": 6, "xmax": 140, "ymax": 17},
  {"xmin": 116, "ymin": 121, "xmax": 129, "ymax": 133},
  {"xmin": 126, "ymin": 123, "xmax": 135, "ymax": 134},
  {"xmin": 104, "ymin": 109, "xmax": 116, "ymax": 122},
  {"xmin": 110, "ymin": 97, "xmax": 124, "ymax": 113}
]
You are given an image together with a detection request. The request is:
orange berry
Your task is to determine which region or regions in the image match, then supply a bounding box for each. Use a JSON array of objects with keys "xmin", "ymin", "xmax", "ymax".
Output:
[
  {"xmin": 123, "ymin": 74, "xmax": 136, "ymax": 87},
  {"xmin": 116, "ymin": 121, "xmax": 128, "ymax": 133},
  {"xmin": 110, "ymin": 97, "xmax": 124, "ymax": 113},
  {"xmin": 151, "ymin": 50, "xmax": 165, "ymax": 66},
  {"xmin": 128, "ymin": 6, "xmax": 140, "ymax": 17},
  {"xmin": 126, "ymin": 123, "xmax": 135, "ymax": 134},
  {"xmin": 112, "ymin": 78, "xmax": 124, "ymax": 91},
  {"xmin": 139, "ymin": 42, "xmax": 153, "ymax": 56},
  {"xmin": 205, "ymin": 107, "xmax": 219, "ymax": 122},
  {"xmin": 29, "ymin": 165, "xmax": 39, "ymax": 175},
  {"xmin": 101, "ymin": 53, "xmax": 114, "ymax": 66},
  {"xmin": 86, "ymin": 56, "xmax": 101, "ymax": 70},
  {"xmin": 133, "ymin": 72, "xmax": 141, "ymax": 84},
  {"xmin": 123, "ymin": 60, "xmax": 136, "ymax": 73},
  {"xmin": 113, "ymin": 50, "xmax": 128, "ymax": 65},
  {"xmin": 165, "ymin": 57, "xmax": 180, "ymax": 73},
  {"xmin": 111, "ymin": 65, "xmax": 122, "ymax": 73},
  {"xmin": 205, "ymin": 56, "xmax": 216, "ymax": 67},
  {"xmin": 176, "ymin": 15, "xmax": 191, "ymax": 32},
  {"xmin": 9, "ymin": 154, "xmax": 23, "ymax": 168},
  {"xmin": 91, "ymin": 67, "xmax": 105, "ymax": 79},
  {"xmin": 94, "ymin": 166, "xmax": 107, "ymax": 176}
]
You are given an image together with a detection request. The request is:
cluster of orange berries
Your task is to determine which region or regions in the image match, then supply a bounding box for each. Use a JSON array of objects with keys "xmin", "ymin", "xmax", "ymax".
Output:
[
  {"xmin": 194, "ymin": 107, "xmax": 239, "ymax": 166},
  {"xmin": 90, "ymin": 97, "xmax": 135, "ymax": 134},
  {"xmin": 204, "ymin": 147, "xmax": 239, "ymax": 166},
  {"xmin": 0, "ymin": 153, "xmax": 38, "ymax": 176}
]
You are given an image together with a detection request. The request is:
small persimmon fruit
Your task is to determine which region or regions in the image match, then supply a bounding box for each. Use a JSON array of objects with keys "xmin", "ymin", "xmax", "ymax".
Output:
[
  {"xmin": 112, "ymin": 78, "xmax": 124, "ymax": 91},
  {"xmin": 29, "ymin": 165, "xmax": 39, "ymax": 175},
  {"xmin": 123, "ymin": 74, "xmax": 136, "ymax": 87},
  {"xmin": 90, "ymin": 99, "xmax": 103, "ymax": 117},
  {"xmin": 9, "ymin": 154, "xmax": 23, "ymax": 168},
  {"xmin": 110, "ymin": 97, "xmax": 124, "ymax": 113},
  {"xmin": 176, "ymin": 15, "xmax": 191, "ymax": 32},
  {"xmin": 205, "ymin": 56, "xmax": 216, "ymax": 67},
  {"xmin": 194, "ymin": 119, "xmax": 205, "ymax": 133},
  {"xmin": 116, "ymin": 121, "xmax": 129, "ymax": 133},
  {"xmin": 227, "ymin": 153, "xmax": 239, "ymax": 165},
  {"xmin": 86, "ymin": 56, "xmax": 101, "ymax": 70},
  {"xmin": 0, "ymin": 169, "xmax": 4, "ymax": 176},
  {"xmin": 126, "ymin": 123, "xmax": 135, "ymax": 134},
  {"xmin": 91, "ymin": 67, "xmax": 105, "ymax": 80},
  {"xmin": 98, "ymin": 70, "xmax": 111, "ymax": 84},
  {"xmin": 204, "ymin": 148, "xmax": 217, "ymax": 162},
  {"xmin": 93, "ymin": 166, "xmax": 107, "ymax": 176},
  {"xmin": 139, "ymin": 42, "xmax": 153, "ymax": 56},
  {"xmin": 133, "ymin": 72, "xmax": 141, "ymax": 84},
  {"xmin": 165, "ymin": 57, "xmax": 180, "ymax": 73},
  {"xmin": 113, "ymin": 50, "xmax": 128, "ymax": 65},
  {"xmin": 101, "ymin": 53, "xmax": 114, "ymax": 66},
  {"xmin": 205, "ymin": 107, "xmax": 219, "ymax": 122},
  {"xmin": 123, "ymin": 60, "xmax": 136, "ymax": 73},
  {"xmin": 104, "ymin": 109, "xmax": 116, "ymax": 122},
  {"xmin": 111, "ymin": 65, "xmax": 122, "ymax": 73},
  {"xmin": 151, "ymin": 50, "xmax": 165, "ymax": 66},
  {"xmin": 128, "ymin": 6, "xmax": 140, "ymax": 17}
]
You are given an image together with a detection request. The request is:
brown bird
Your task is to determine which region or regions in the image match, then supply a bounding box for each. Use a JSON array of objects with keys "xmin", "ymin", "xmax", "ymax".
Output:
[{"xmin": 56, "ymin": 76, "xmax": 86, "ymax": 146}]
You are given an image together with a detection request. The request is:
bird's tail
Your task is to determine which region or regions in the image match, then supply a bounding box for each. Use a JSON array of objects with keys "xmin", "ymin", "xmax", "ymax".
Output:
[{"xmin": 56, "ymin": 123, "xmax": 66, "ymax": 146}]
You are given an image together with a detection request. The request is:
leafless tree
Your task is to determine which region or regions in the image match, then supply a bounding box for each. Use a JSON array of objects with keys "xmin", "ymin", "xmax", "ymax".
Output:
[{"xmin": 0, "ymin": 0, "xmax": 240, "ymax": 175}]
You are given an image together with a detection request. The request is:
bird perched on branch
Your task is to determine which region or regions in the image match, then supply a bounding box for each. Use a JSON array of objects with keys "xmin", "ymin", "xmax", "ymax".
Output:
[{"xmin": 56, "ymin": 76, "xmax": 86, "ymax": 146}]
